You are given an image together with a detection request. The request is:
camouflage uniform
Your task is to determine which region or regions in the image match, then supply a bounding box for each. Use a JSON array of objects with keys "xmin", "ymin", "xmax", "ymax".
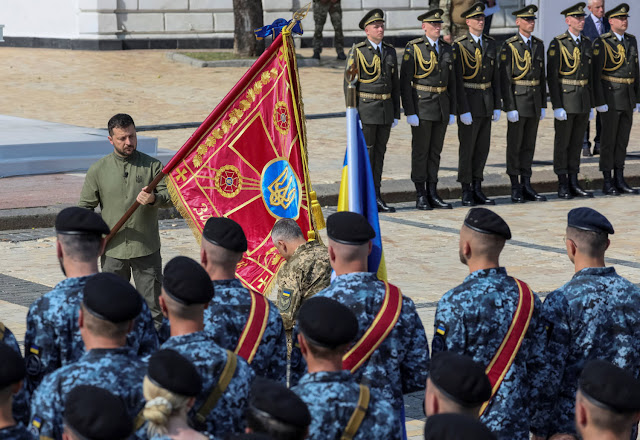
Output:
[
  {"xmin": 204, "ymin": 279, "xmax": 287, "ymax": 383},
  {"xmin": 312, "ymin": 0, "xmax": 344, "ymax": 54},
  {"xmin": 160, "ymin": 331, "xmax": 254, "ymax": 438},
  {"xmin": 23, "ymin": 276, "xmax": 158, "ymax": 397},
  {"xmin": 29, "ymin": 347, "xmax": 146, "ymax": 440},
  {"xmin": 432, "ymin": 268, "xmax": 545, "ymax": 440},
  {"xmin": 529, "ymin": 267, "xmax": 640, "ymax": 438},
  {"xmin": 290, "ymin": 272, "xmax": 429, "ymax": 413},
  {"xmin": 1, "ymin": 324, "xmax": 20, "ymax": 354},
  {"xmin": 1, "ymin": 324, "xmax": 28, "ymax": 426},
  {"xmin": 0, "ymin": 424, "xmax": 31, "ymax": 440},
  {"xmin": 440, "ymin": 0, "xmax": 476, "ymax": 40},
  {"xmin": 292, "ymin": 370, "xmax": 402, "ymax": 440}
]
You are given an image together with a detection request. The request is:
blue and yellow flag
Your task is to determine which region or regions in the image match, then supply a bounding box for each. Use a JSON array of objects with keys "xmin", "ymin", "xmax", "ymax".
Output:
[{"xmin": 337, "ymin": 111, "xmax": 387, "ymax": 280}]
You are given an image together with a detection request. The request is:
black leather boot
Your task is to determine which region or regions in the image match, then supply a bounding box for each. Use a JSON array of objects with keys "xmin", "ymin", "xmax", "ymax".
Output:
[
  {"xmin": 569, "ymin": 174, "xmax": 594, "ymax": 198},
  {"xmin": 614, "ymin": 169, "xmax": 640, "ymax": 194},
  {"xmin": 414, "ymin": 182, "xmax": 431, "ymax": 210},
  {"xmin": 427, "ymin": 183, "xmax": 452, "ymax": 209},
  {"xmin": 558, "ymin": 174, "xmax": 573, "ymax": 199},
  {"xmin": 376, "ymin": 188, "xmax": 396, "ymax": 212},
  {"xmin": 473, "ymin": 180, "xmax": 495, "ymax": 205},
  {"xmin": 510, "ymin": 175, "xmax": 525, "ymax": 203},
  {"xmin": 461, "ymin": 183, "xmax": 475, "ymax": 207},
  {"xmin": 602, "ymin": 171, "xmax": 620, "ymax": 196},
  {"xmin": 521, "ymin": 176, "xmax": 547, "ymax": 201},
  {"xmin": 593, "ymin": 142, "xmax": 600, "ymax": 155}
]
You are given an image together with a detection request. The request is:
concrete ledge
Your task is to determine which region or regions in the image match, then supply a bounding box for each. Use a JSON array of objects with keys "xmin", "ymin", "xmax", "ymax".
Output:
[{"xmin": 166, "ymin": 51, "xmax": 320, "ymax": 68}]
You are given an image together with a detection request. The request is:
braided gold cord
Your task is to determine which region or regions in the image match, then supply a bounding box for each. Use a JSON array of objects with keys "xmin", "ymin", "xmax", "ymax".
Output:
[
  {"xmin": 603, "ymin": 42, "xmax": 625, "ymax": 72},
  {"xmin": 413, "ymin": 44, "xmax": 438, "ymax": 79},
  {"xmin": 458, "ymin": 43, "xmax": 482, "ymax": 80},
  {"xmin": 559, "ymin": 44, "xmax": 580, "ymax": 76},
  {"xmin": 356, "ymin": 49, "xmax": 381, "ymax": 83},
  {"xmin": 508, "ymin": 42, "xmax": 531, "ymax": 81}
]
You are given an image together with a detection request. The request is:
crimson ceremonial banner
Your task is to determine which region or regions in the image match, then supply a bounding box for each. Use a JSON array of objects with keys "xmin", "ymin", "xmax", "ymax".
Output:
[{"xmin": 163, "ymin": 29, "xmax": 323, "ymax": 295}]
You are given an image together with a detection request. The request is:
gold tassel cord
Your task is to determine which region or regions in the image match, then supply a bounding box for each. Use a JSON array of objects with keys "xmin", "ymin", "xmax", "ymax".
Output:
[
  {"xmin": 459, "ymin": 43, "xmax": 482, "ymax": 80},
  {"xmin": 603, "ymin": 42, "xmax": 625, "ymax": 72},
  {"xmin": 356, "ymin": 49, "xmax": 381, "ymax": 83},
  {"xmin": 309, "ymin": 191, "xmax": 325, "ymax": 230},
  {"xmin": 559, "ymin": 45, "xmax": 580, "ymax": 76},
  {"xmin": 508, "ymin": 42, "xmax": 531, "ymax": 80},
  {"xmin": 413, "ymin": 44, "xmax": 437, "ymax": 79}
]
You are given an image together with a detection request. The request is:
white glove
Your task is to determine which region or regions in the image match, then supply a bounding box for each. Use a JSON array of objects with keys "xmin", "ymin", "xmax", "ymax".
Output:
[
  {"xmin": 391, "ymin": 118, "xmax": 399, "ymax": 128},
  {"xmin": 406, "ymin": 114, "xmax": 420, "ymax": 127},
  {"xmin": 635, "ymin": 103, "xmax": 639, "ymax": 112},
  {"xmin": 459, "ymin": 112, "xmax": 473, "ymax": 125},
  {"xmin": 589, "ymin": 108, "xmax": 595, "ymax": 120},
  {"xmin": 492, "ymin": 109, "xmax": 501, "ymax": 122},
  {"xmin": 596, "ymin": 104, "xmax": 609, "ymax": 113},
  {"xmin": 540, "ymin": 108, "xmax": 546, "ymax": 120},
  {"xmin": 448, "ymin": 114, "xmax": 455, "ymax": 125},
  {"xmin": 507, "ymin": 110, "xmax": 519, "ymax": 123},
  {"xmin": 554, "ymin": 108, "xmax": 568, "ymax": 121}
]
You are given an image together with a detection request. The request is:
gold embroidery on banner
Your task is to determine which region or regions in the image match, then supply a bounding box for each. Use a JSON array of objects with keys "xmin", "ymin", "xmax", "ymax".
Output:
[
  {"xmin": 214, "ymin": 165, "xmax": 243, "ymax": 198},
  {"xmin": 268, "ymin": 167, "xmax": 297, "ymax": 209},
  {"xmin": 273, "ymin": 101, "xmax": 290, "ymax": 135},
  {"xmin": 175, "ymin": 168, "xmax": 188, "ymax": 182}
]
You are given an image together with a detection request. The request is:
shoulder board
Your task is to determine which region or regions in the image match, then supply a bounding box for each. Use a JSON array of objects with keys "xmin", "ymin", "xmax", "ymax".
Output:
[
  {"xmin": 601, "ymin": 32, "xmax": 612, "ymax": 39},
  {"xmin": 506, "ymin": 35, "xmax": 519, "ymax": 43},
  {"xmin": 454, "ymin": 35, "xmax": 468, "ymax": 43},
  {"xmin": 626, "ymin": 33, "xmax": 636, "ymax": 40},
  {"xmin": 556, "ymin": 32, "xmax": 569, "ymax": 40},
  {"xmin": 532, "ymin": 35, "xmax": 542, "ymax": 43},
  {"xmin": 354, "ymin": 41, "xmax": 366, "ymax": 48},
  {"xmin": 382, "ymin": 41, "xmax": 394, "ymax": 48},
  {"xmin": 582, "ymin": 35, "xmax": 591, "ymax": 42},
  {"xmin": 408, "ymin": 37, "xmax": 423, "ymax": 45},
  {"xmin": 484, "ymin": 34, "xmax": 495, "ymax": 40}
]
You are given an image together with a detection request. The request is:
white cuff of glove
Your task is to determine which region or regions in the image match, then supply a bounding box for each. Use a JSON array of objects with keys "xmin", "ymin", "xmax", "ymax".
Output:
[
  {"xmin": 492, "ymin": 109, "xmax": 501, "ymax": 122},
  {"xmin": 540, "ymin": 108, "xmax": 546, "ymax": 120},
  {"xmin": 448, "ymin": 114, "xmax": 455, "ymax": 125},
  {"xmin": 507, "ymin": 110, "xmax": 519, "ymax": 123},
  {"xmin": 391, "ymin": 118, "xmax": 399, "ymax": 128},
  {"xmin": 554, "ymin": 108, "xmax": 567, "ymax": 121},
  {"xmin": 459, "ymin": 112, "xmax": 473, "ymax": 125},
  {"xmin": 406, "ymin": 114, "xmax": 420, "ymax": 127},
  {"xmin": 589, "ymin": 109, "xmax": 595, "ymax": 120},
  {"xmin": 596, "ymin": 104, "xmax": 608, "ymax": 113},
  {"xmin": 635, "ymin": 103, "xmax": 640, "ymax": 112}
]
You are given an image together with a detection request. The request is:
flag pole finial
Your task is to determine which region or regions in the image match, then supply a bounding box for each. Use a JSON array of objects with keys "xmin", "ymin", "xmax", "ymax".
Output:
[{"xmin": 345, "ymin": 45, "xmax": 359, "ymax": 108}]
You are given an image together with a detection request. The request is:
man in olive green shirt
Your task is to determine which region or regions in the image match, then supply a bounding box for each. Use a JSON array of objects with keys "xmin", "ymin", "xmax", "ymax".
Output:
[{"xmin": 78, "ymin": 113, "xmax": 172, "ymax": 327}]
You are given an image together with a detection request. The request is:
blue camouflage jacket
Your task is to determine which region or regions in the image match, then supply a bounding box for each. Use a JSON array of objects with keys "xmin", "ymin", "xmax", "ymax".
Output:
[
  {"xmin": 0, "ymin": 424, "xmax": 31, "ymax": 440},
  {"xmin": 2, "ymin": 325, "xmax": 28, "ymax": 425},
  {"xmin": 29, "ymin": 347, "xmax": 146, "ymax": 440},
  {"xmin": 292, "ymin": 370, "xmax": 402, "ymax": 440},
  {"xmin": 159, "ymin": 331, "xmax": 254, "ymax": 438},
  {"xmin": 530, "ymin": 266, "xmax": 640, "ymax": 437},
  {"xmin": 290, "ymin": 272, "xmax": 429, "ymax": 413},
  {"xmin": 203, "ymin": 279, "xmax": 286, "ymax": 383},
  {"xmin": 2, "ymin": 325, "xmax": 20, "ymax": 354},
  {"xmin": 432, "ymin": 268, "xmax": 545, "ymax": 440},
  {"xmin": 23, "ymin": 276, "xmax": 158, "ymax": 396}
]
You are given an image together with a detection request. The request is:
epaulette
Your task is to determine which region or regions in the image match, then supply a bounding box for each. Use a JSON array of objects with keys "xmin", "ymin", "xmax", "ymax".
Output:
[
  {"xmin": 354, "ymin": 41, "xmax": 366, "ymax": 48},
  {"xmin": 454, "ymin": 35, "xmax": 468, "ymax": 43},
  {"xmin": 556, "ymin": 32, "xmax": 569, "ymax": 40},
  {"xmin": 506, "ymin": 35, "xmax": 519, "ymax": 43},
  {"xmin": 382, "ymin": 41, "xmax": 395, "ymax": 48},
  {"xmin": 601, "ymin": 32, "xmax": 612, "ymax": 39},
  {"xmin": 626, "ymin": 32, "xmax": 636, "ymax": 40},
  {"xmin": 484, "ymin": 34, "xmax": 495, "ymax": 40},
  {"xmin": 582, "ymin": 35, "xmax": 591, "ymax": 42},
  {"xmin": 408, "ymin": 37, "xmax": 423, "ymax": 45},
  {"xmin": 532, "ymin": 35, "xmax": 542, "ymax": 43}
]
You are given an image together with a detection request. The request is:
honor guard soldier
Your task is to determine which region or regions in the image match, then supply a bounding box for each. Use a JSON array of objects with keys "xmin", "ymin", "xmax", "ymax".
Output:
[
  {"xmin": 548, "ymin": 3, "xmax": 596, "ymax": 199},
  {"xmin": 432, "ymin": 208, "xmax": 545, "ymax": 440},
  {"xmin": 29, "ymin": 273, "xmax": 147, "ymax": 440},
  {"xmin": 593, "ymin": 3, "xmax": 640, "ymax": 195},
  {"xmin": 292, "ymin": 297, "xmax": 401, "ymax": 440},
  {"xmin": 424, "ymin": 413, "xmax": 497, "ymax": 440},
  {"xmin": 158, "ymin": 256, "xmax": 254, "ymax": 438},
  {"xmin": 453, "ymin": 3, "xmax": 502, "ymax": 206},
  {"xmin": 500, "ymin": 6, "xmax": 548, "ymax": 203},
  {"xmin": 424, "ymin": 351, "xmax": 491, "ymax": 418},
  {"xmin": 200, "ymin": 217, "xmax": 287, "ymax": 383},
  {"xmin": 271, "ymin": 219, "xmax": 331, "ymax": 354},
  {"xmin": 0, "ymin": 344, "xmax": 30, "ymax": 440},
  {"xmin": 400, "ymin": 8, "xmax": 456, "ymax": 210},
  {"xmin": 530, "ymin": 208, "xmax": 640, "ymax": 439},
  {"xmin": 290, "ymin": 212, "xmax": 429, "ymax": 439},
  {"xmin": 345, "ymin": 9, "xmax": 400, "ymax": 213},
  {"xmin": 63, "ymin": 386, "xmax": 133, "ymax": 440},
  {"xmin": 575, "ymin": 360, "xmax": 640, "ymax": 440},
  {"xmin": 23, "ymin": 207, "xmax": 158, "ymax": 404}
]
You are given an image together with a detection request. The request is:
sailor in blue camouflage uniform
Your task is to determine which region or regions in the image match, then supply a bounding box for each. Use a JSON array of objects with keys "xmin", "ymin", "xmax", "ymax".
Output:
[
  {"xmin": 23, "ymin": 207, "xmax": 158, "ymax": 401},
  {"xmin": 0, "ymin": 344, "xmax": 31, "ymax": 440},
  {"xmin": 290, "ymin": 212, "xmax": 429, "ymax": 437},
  {"xmin": 1, "ymin": 324, "xmax": 20, "ymax": 355},
  {"xmin": 29, "ymin": 273, "xmax": 147, "ymax": 440},
  {"xmin": 530, "ymin": 207, "xmax": 640, "ymax": 440},
  {"xmin": 1, "ymin": 324, "xmax": 28, "ymax": 427},
  {"xmin": 157, "ymin": 256, "xmax": 254, "ymax": 438},
  {"xmin": 199, "ymin": 217, "xmax": 286, "ymax": 382},
  {"xmin": 292, "ymin": 297, "xmax": 401, "ymax": 440},
  {"xmin": 432, "ymin": 208, "xmax": 545, "ymax": 440}
]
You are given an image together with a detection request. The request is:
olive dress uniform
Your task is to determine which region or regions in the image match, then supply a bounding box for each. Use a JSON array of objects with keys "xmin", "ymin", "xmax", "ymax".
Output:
[
  {"xmin": 547, "ymin": 3, "xmax": 595, "ymax": 199},
  {"xmin": 499, "ymin": 6, "xmax": 547, "ymax": 203},
  {"xmin": 400, "ymin": 9, "xmax": 456, "ymax": 210},
  {"xmin": 592, "ymin": 3, "xmax": 640, "ymax": 195},
  {"xmin": 345, "ymin": 9, "xmax": 400, "ymax": 213},
  {"xmin": 453, "ymin": 3, "xmax": 501, "ymax": 206}
]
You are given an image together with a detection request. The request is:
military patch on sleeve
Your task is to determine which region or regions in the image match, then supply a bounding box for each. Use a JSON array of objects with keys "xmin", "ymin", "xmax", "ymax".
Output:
[
  {"xmin": 404, "ymin": 53, "xmax": 410, "ymax": 61},
  {"xmin": 549, "ymin": 50, "xmax": 556, "ymax": 56},
  {"xmin": 29, "ymin": 416, "xmax": 43, "ymax": 436},
  {"xmin": 26, "ymin": 345, "xmax": 42, "ymax": 376},
  {"xmin": 432, "ymin": 323, "xmax": 448, "ymax": 353},
  {"xmin": 501, "ymin": 53, "xmax": 507, "ymax": 61},
  {"xmin": 593, "ymin": 48, "xmax": 599, "ymax": 56},
  {"xmin": 279, "ymin": 289, "xmax": 292, "ymax": 311}
]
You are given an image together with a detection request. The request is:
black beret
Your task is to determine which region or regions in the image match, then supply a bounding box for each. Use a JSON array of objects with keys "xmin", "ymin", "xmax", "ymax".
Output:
[
  {"xmin": 561, "ymin": 2, "xmax": 586, "ymax": 17},
  {"xmin": 606, "ymin": 3, "xmax": 630, "ymax": 19},
  {"xmin": 579, "ymin": 359, "xmax": 640, "ymax": 413},
  {"xmin": 203, "ymin": 217, "xmax": 248, "ymax": 253},
  {"xmin": 326, "ymin": 212, "xmax": 375, "ymax": 245},
  {"xmin": 298, "ymin": 297, "xmax": 358, "ymax": 349},
  {"xmin": 83, "ymin": 273, "xmax": 142, "ymax": 323},
  {"xmin": 64, "ymin": 385, "xmax": 132, "ymax": 440},
  {"xmin": 464, "ymin": 208, "xmax": 511, "ymax": 240},
  {"xmin": 56, "ymin": 207, "xmax": 110, "ymax": 236},
  {"xmin": 461, "ymin": 2, "xmax": 486, "ymax": 19},
  {"xmin": 429, "ymin": 352, "xmax": 491, "ymax": 407},
  {"xmin": 148, "ymin": 349, "xmax": 202, "ymax": 397},
  {"xmin": 250, "ymin": 378, "xmax": 311, "ymax": 428},
  {"xmin": 418, "ymin": 9, "xmax": 444, "ymax": 23},
  {"xmin": 163, "ymin": 256, "xmax": 214, "ymax": 305},
  {"xmin": 424, "ymin": 413, "xmax": 497, "ymax": 440},
  {"xmin": 359, "ymin": 8, "xmax": 384, "ymax": 30},
  {"xmin": 568, "ymin": 207, "xmax": 614, "ymax": 234},
  {"xmin": 0, "ymin": 343, "xmax": 25, "ymax": 388}
]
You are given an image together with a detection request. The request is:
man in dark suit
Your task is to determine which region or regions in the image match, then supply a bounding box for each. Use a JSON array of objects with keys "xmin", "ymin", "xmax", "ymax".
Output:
[
  {"xmin": 581, "ymin": 0, "xmax": 610, "ymax": 156},
  {"xmin": 345, "ymin": 9, "xmax": 401, "ymax": 213},
  {"xmin": 400, "ymin": 8, "xmax": 456, "ymax": 210}
]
